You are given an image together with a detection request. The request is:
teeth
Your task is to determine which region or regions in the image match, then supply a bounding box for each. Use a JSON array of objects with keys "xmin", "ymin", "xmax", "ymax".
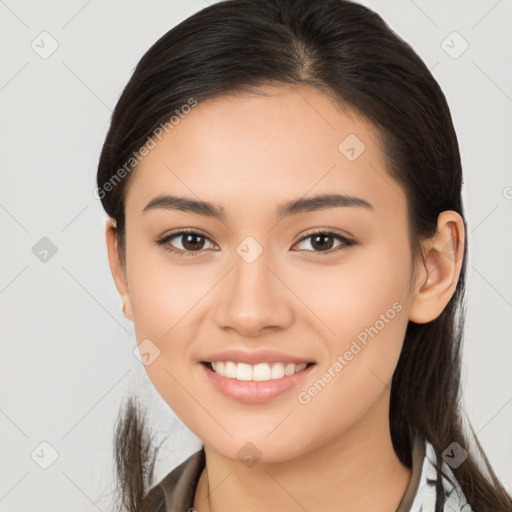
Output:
[{"xmin": 210, "ymin": 361, "xmax": 309, "ymax": 381}]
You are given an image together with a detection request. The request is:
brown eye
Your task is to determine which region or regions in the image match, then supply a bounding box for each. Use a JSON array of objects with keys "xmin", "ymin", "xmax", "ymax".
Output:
[
  {"xmin": 293, "ymin": 231, "xmax": 356, "ymax": 255},
  {"xmin": 310, "ymin": 233, "xmax": 335, "ymax": 251},
  {"xmin": 156, "ymin": 230, "xmax": 215, "ymax": 256},
  {"xmin": 180, "ymin": 233, "xmax": 206, "ymax": 251},
  {"xmin": 156, "ymin": 229, "xmax": 356, "ymax": 257}
]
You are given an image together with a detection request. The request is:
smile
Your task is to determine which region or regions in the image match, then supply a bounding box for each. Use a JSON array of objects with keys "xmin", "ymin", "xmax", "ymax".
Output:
[
  {"xmin": 208, "ymin": 361, "xmax": 311, "ymax": 381},
  {"xmin": 200, "ymin": 361, "xmax": 316, "ymax": 404}
]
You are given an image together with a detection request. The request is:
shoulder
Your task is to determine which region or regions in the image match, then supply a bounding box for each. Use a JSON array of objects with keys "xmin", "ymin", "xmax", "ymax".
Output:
[
  {"xmin": 408, "ymin": 438, "xmax": 473, "ymax": 512},
  {"xmin": 138, "ymin": 484, "xmax": 165, "ymax": 512},
  {"xmin": 139, "ymin": 447, "xmax": 206, "ymax": 512}
]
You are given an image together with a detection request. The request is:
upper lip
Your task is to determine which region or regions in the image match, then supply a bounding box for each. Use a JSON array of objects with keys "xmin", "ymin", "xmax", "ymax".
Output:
[{"xmin": 201, "ymin": 349, "xmax": 315, "ymax": 366}]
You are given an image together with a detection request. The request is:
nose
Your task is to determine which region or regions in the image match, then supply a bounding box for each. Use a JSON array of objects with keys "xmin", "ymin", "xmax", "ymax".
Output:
[{"xmin": 213, "ymin": 250, "xmax": 294, "ymax": 337}]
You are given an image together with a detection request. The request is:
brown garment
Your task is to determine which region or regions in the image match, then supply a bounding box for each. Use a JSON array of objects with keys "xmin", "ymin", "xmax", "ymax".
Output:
[{"xmin": 139, "ymin": 434, "xmax": 425, "ymax": 512}]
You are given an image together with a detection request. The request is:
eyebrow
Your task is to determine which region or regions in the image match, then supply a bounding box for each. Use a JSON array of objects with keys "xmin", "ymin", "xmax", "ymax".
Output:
[{"xmin": 142, "ymin": 192, "xmax": 373, "ymax": 220}]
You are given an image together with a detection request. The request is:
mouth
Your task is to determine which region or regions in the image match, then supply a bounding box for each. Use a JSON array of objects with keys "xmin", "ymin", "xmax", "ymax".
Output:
[
  {"xmin": 199, "ymin": 360, "xmax": 317, "ymax": 404},
  {"xmin": 200, "ymin": 360, "xmax": 316, "ymax": 380}
]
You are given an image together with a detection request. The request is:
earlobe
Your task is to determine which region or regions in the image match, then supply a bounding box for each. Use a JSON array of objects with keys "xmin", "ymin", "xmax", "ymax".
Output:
[
  {"xmin": 105, "ymin": 218, "xmax": 133, "ymax": 321},
  {"xmin": 408, "ymin": 211, "xmax": 465, "ymax": 324}
]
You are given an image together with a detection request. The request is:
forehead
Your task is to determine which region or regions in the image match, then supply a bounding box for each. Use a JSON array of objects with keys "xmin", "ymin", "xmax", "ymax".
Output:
[{"xmin": 125, "ymin": 84, "xmax": 406, "ymax": 224}]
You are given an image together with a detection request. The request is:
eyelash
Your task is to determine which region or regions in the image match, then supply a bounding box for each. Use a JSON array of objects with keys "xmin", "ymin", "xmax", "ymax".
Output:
[{"xmin": 155, "ymin": 228, "xmax": 357, "ymax": 258}]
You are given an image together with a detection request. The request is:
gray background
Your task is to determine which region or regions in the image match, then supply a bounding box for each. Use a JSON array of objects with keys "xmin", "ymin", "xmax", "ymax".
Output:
[{"xmin": 0, "ymin": 0, "xmax": 511, "ymax": 510}]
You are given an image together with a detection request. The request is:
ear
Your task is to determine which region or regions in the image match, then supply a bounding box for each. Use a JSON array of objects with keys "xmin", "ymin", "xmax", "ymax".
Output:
[
  {"xmin": 105, "ymin": 218, "xmax": 133, "ymax": 322},
  {"xmin": 408, "ymin": 210, "xmax": 465, "ymax": 324}
]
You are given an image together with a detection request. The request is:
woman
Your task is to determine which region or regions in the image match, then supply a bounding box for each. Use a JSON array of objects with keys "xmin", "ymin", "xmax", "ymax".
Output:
[{"xmin": 96, "ymin": 0, "xmax": 512, "ymax": 510}]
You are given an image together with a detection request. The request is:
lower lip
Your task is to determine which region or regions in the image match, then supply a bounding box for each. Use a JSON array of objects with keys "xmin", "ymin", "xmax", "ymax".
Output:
[{"xmin": 200, "ymin": 362, "xmax": 316, "ymax": 404}]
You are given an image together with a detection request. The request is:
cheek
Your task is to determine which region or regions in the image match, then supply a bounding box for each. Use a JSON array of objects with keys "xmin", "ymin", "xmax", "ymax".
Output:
[
  {"xmin": 126, "ymin": 241, "xmax": 209, "ymax": 343},
  {"xmin": 289, "ymin": 250, "xmax": 410, "ymax": 406},
  {"xmin": 290, "ymin": 295, "xmax": 409, "ymax": 454},
  {"xmin": 125, "ymin": 246, "xmax": 216, "ymax": 418},
  {"xmin": 287, "ymin": 247, "xmax": 410, "ymax": 346}
]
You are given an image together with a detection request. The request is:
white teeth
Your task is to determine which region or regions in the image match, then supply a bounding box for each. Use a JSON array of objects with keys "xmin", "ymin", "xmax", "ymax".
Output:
[
  {"xmin": 224, "ymin": 361, "xmax": 237, "ymax": 378},
  {"xmin": 209, "ymin": 361, "xmax": 310, "ymax": 381},
  {"xmin": 236, "ymin": 363, "xmax": 253, "ymax": 381},
  {"xmin": 271, "ymin": 362, "xmax": 285, "ymax": 379},
  {"xmin": 253, "ymin": 363, "xmax": 271, "ymax": 381},
  {"xmin": 284, "ymin": 363, "xmax": 295, "ymax": 376}
]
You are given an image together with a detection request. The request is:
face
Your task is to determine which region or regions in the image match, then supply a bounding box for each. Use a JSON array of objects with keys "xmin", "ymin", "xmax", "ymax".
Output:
[{"xmin": 116, "ymin": 84, "xmax": 420, "ymax": 463}]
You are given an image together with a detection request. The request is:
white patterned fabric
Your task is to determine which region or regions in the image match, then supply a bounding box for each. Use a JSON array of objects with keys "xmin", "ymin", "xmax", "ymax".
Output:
[{"xmin": 407, "ymin": 439, "xmax": 473, "ymax": 511}]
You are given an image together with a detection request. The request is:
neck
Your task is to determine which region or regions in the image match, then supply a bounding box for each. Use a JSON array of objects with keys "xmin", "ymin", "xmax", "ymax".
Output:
[{"xmin": 193, "ymin": 392, "xmax": 411, "ymax": 512}]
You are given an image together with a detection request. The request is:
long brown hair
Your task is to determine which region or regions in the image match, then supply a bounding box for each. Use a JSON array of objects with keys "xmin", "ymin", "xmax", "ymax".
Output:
[{"xmin": 96, "ymin": 0, "xmax": 512, "ymax": 510}]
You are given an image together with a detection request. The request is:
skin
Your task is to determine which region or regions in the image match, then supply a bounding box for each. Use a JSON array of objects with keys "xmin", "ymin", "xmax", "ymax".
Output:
[{"xmin": 105, "ymin": 84, "xmax": 465, "ymax": 512}]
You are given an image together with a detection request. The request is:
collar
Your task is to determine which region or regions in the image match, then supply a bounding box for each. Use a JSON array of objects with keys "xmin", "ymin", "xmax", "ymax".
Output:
[{"xmin": 146, "ymin": 433, "xmax": 472, "ymax": 511}]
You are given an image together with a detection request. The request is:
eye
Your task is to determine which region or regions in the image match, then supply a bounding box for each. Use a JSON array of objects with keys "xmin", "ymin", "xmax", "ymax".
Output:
[
  {"xmin": 292, "ymin": 230, "xmax": 356, "ymax": 255},
  {"xmin": 156, "ymin": 229, "xmax": 357, "ymax": 257},
  {"xmin": 156, "ymin": 229, "xmax": 216, "ymax": 257}
]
